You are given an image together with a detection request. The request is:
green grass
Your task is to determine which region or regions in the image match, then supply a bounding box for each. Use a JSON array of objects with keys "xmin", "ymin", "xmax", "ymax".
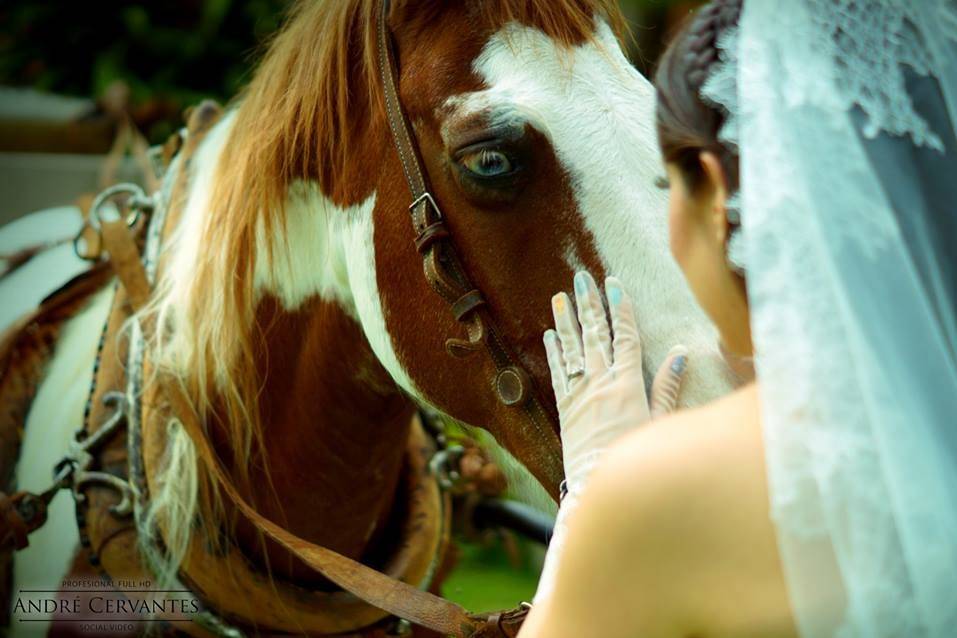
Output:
[{"xmin": 442, "ymin": 534, "xmax": 545, "ymax": 613}]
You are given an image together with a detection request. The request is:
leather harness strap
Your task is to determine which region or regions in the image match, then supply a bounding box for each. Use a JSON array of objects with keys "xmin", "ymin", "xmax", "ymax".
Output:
[
  {"xmin": 0, "ymin": 493, "xmax": 31, "ymax": 551},
  {"xmin": 98, "ymin": 217, "xmax": 526, "ymax": 637},
  {"xmin": 100, "ymin": 221, "xmax": 151, "ymax": 310},
  {"xmin": 375, "ymin": 0, "xmax": 563, "ymax": 496}
]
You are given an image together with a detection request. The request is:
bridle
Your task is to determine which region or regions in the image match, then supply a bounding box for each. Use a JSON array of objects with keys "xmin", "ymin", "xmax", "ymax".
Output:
[{"xmin": 376, "ymin": 0, "xmax": 564, "ymax": 499}]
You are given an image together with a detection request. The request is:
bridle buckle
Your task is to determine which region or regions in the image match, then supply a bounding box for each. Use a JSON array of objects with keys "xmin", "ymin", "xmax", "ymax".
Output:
[{"xmin": 409, "ymin": 191, "xmax": 443, "ymax": 219}]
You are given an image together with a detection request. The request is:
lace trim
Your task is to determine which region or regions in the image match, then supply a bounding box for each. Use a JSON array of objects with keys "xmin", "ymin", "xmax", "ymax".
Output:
[{"xmin": 702, "ymin": 0, "xmax": 957, "ymax": 152}]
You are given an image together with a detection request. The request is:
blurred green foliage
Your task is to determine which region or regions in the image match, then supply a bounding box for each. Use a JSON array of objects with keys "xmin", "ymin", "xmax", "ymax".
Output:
[
  {"xmin": 0, "ymin": 0, "xmax": 699, "ymax": 142},
  {"xmin": 0, "ymin": 0, "xmax": 289, "ymax": 97},
  {"xmin": 0, "ymin": 0, "xmax": 288, "ymax": 142},
  {"xmin": 445, "ymin": 535, "xmax": 545, "ymax": 612}
]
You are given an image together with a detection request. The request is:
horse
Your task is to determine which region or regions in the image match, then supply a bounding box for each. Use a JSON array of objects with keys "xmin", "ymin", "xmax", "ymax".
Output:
[{"xmin": 9, "ymin": 0, "xmax": 736, "ymax": 634}]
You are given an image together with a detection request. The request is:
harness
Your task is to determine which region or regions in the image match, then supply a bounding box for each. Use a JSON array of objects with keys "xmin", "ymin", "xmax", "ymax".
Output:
[{"xmin": 0, "ymin": 2, "xmax": 567, "ymax": 634}]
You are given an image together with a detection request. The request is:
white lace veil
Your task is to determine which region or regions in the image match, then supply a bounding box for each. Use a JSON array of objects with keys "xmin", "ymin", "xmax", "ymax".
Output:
[{"xmin": 701, "ymin": 1, "xmax": 957, "ymax": 636}]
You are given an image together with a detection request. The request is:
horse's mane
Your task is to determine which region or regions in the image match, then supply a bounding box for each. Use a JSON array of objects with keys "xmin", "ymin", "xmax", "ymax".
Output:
[{"xmin": 150, "ymin": 0, "xmax": 626, "ymax": 560}]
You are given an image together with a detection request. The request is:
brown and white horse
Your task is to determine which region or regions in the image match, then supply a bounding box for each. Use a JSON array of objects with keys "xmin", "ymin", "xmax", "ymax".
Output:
[{"xmin": 12, "ymin": 0, "xmax": 735, "ymax": 631}]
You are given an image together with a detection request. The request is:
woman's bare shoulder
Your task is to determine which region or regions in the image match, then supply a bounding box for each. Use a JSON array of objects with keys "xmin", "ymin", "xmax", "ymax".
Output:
[
  {"xmin": 635, "ymin": 380, "xmax": 759, "ymax": 445},
  {"xmin": 597, "ymin": 383, "xmax": 764, "ymax": 502},
  {"xmin": 571, "ymin": 383, "xmax": 795, "ymax": 637}
]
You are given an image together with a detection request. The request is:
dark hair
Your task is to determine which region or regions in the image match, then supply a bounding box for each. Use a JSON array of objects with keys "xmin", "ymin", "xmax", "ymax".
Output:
[{"xmin": 654, "ymin": 0, "xmax": 742, "ymax": 193}]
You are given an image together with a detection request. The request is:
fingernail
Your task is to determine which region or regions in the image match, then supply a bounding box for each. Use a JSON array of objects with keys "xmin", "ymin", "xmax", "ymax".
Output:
[
  {"xmin": 607, "ymin": 281, "xmax": 622, "ymax": 306},
  {"xmin": 574, "ymin": 271, "xmax": 588, "ymax": 296},
  {"xmin": 552, "ymin": 294, "xmax": 567, "ymax": 314},
  {"xmin": 671, "ymin": 355, "xmax": 687, "ymax": 375}
]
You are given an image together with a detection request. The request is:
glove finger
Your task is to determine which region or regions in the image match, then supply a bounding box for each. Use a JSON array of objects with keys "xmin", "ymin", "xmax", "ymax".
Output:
[
  {"xmin": 574, "ymin": 271, "xmax": 612, "ymax": 374},
  {"xmin": 606, "ymin": 276, "xmax": 642, "ymax": 367},
  {"xmin": 543, "ymin": 329, "xmax": 568, "ymax": 402},
  {"xmin": 650, "ymin": 345, "xmax": 689, "ymax": 417},
  {"xmin": 551, "ymin": 292, "xmax": 585, "ymax": 386}
]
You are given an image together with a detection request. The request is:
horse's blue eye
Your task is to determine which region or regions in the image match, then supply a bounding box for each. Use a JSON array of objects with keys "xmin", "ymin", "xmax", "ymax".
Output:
[{"xmin": 461, "ymin": 149, "xmax": 513, "ymax": 177}]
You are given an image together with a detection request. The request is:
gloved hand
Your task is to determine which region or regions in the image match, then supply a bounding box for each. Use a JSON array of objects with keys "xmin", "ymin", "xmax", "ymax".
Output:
[
  {"xmin": 544, "ymin": 271, "xmax": 688, "ymax": 496},
  {"xmin": 534, "ymin": 271, "xmax": 687, "ymax": 604}
]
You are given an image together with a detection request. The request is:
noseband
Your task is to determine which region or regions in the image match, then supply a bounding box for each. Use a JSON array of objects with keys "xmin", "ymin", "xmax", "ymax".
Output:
[{"xmin": 375, "ymin": 0, "xmax": 564, "ymax": 498}]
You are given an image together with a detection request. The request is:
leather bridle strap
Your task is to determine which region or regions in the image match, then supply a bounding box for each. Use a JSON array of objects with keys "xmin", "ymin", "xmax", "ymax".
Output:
[
  {"xmin": 100, "ymin": 217, "xmax": 527, "ymax": 637},
  {"xmin": 375, "ymin": 0, "xmax": 564, "ymax": 500}
]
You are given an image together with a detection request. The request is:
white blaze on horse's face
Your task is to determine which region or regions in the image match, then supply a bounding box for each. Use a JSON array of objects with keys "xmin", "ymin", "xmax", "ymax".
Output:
[{"xmin": 447, "ymin": 21, "xmax": 731, "ymax": 403}]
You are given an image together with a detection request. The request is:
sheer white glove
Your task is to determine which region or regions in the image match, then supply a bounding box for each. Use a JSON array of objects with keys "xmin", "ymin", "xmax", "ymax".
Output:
[
  {"xmin": 544, "ymin": 271, "xmax": 688, "ymax": 496},
  {"xmin": 534, "ymin": 272, "xmax": 688, "ymax": 604}
]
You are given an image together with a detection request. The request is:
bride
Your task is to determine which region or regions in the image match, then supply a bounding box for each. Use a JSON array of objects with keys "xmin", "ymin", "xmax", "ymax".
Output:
[{"xmin": 521, "ymin": 0, "xmax": 957, "ymax": 636}]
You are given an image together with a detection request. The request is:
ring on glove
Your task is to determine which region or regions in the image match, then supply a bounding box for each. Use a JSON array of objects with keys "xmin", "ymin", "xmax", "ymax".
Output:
[{"xmin": 567, "ymin": 368, "xmax": 585, "ymax": 380}]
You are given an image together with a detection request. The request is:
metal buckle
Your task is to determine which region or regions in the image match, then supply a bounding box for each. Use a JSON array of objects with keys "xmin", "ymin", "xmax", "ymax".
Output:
[{"xmin": 409, "ymin": 191, "xmax": 443, "ymax": 219}]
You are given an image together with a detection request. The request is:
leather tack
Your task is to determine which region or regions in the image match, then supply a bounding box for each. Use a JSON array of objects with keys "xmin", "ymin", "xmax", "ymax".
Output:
[
  {"xmin": 160, "ymin": 131, "xmax": 183, "ymax": 167},
  {"xmin": 0, "ymin": 494, "xmax": 30, "ymax": 551},
  {"xmin": 495, "ymin": 367, "xmax": 530, "ymax": 407},
  {"xmin": 450, "ymin": 290, "xmax": 485, "ymax": 321},
  {"xmin": 414, "ymin": 221, "xmax": 450, "ymax": 253},
  {"xmin": 446, "ymin": 339, "xmax": 479, "ymax": 359}
]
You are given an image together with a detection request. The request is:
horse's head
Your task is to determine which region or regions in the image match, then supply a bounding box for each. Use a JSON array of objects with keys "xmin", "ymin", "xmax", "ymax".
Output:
[
  {"xmin": 366, "ymin": 2, "xmax": 737, "ymax": 495},
  {"xmin": 198, "ymin": 0, "xmax": 736, "ymax": 503}
]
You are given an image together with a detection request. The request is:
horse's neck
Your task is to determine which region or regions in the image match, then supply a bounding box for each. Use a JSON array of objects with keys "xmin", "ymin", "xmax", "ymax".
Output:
[
  {"xmin": 224, "ymin": 294, "xmax": 414, "ymax": 584},
  {"xmin": 167, "ymin": 113, "xmax": 414, "ymax": 583}
]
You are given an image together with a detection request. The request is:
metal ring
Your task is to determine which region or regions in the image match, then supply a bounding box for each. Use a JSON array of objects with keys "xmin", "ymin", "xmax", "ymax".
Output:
[
  {"xmin": 567, "ymin": 368, "xmax": 585, "ymax": 381},
  {"xmin": 88, "ymin": 183, "xmax": 149, "ymax": 232},
  {"xmin": 73, "ymin": 230, "xmax": 93, "ymax": 261},
  {"xmin": 427, "ymin": 445, "xmax": 465, "ymax": 491}
]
